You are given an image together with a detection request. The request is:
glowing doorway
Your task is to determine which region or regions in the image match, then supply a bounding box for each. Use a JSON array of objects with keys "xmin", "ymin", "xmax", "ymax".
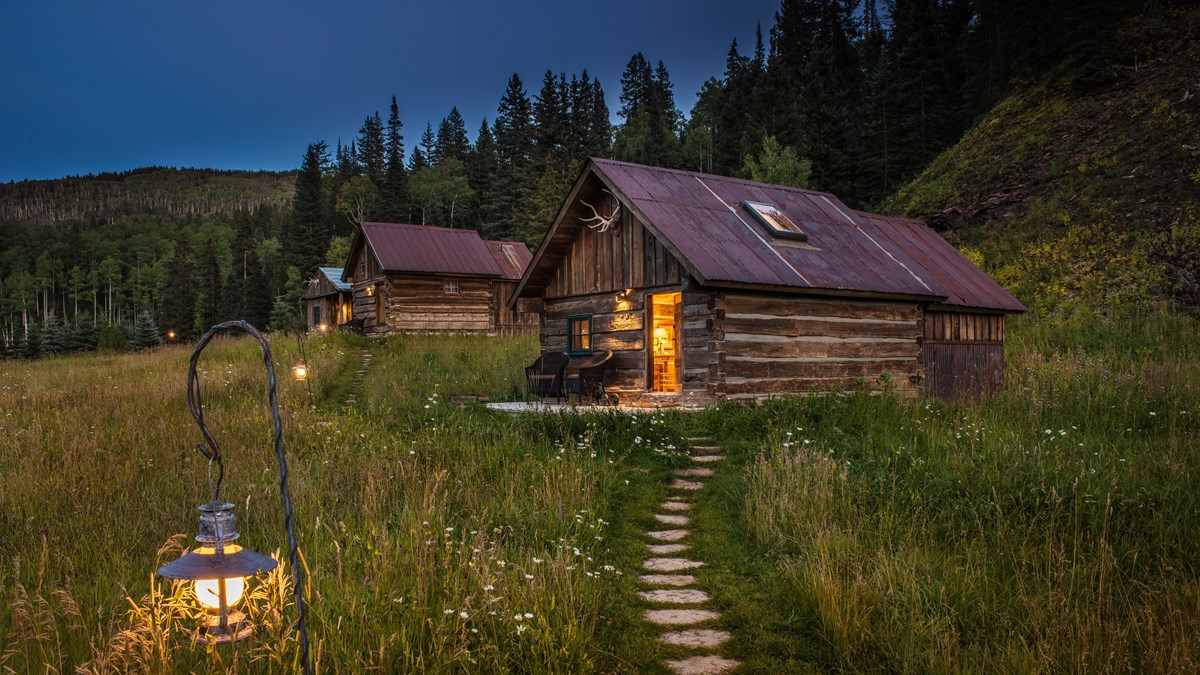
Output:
[{"xmin": 649, "ymin": 292, "xmax": 681, "ymax": 393}]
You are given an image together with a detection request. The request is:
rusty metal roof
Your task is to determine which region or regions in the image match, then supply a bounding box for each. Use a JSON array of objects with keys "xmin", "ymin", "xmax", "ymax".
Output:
[
  {"xmin": 354, "ymin": 222, "xmax": 528, "ymax": 278},
  {"xmin": 484, "ymin": 241, "xmax": 533, "ymax": 281},
  {"xmin": 565, "ymin": 159, "xmax": 1024, "ymax": 312}
]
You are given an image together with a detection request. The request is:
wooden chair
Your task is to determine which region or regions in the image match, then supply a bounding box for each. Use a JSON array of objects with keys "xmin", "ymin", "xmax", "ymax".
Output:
[
  {"xmin": 525, "ymin": 352, "xmax": 569, "ymax": 402},
  {"xmin": 566, "ymin": 350, "xmax": 615, "ymax": 405}
]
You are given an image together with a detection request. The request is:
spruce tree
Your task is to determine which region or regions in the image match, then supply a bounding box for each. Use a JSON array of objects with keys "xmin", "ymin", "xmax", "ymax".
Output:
[
  {"xmin": 468, "ymin": 118, "xmax": 503, "ymax": 237},
  {"xmin": 380, "ymin": 96, "xmax": 409, "ymax": 222},
  {"xmin": 130, "ymin": 311, "xmax": 162, "ymax": 350},
  {"xmin": 290, "ymin": 141, "xmax": 330, "ymax": 280},
  {"xmin": 533, "ymin": 71, "xmax": 569, "ymax": 175},
  {"xmin": 435, "ymin": 108, "xmax": 470, "ymax": 165},
  {"xmin": 200, "ymin": 237, "xmax": 221, "ymax": 330},
  {"xmin": 40, "ymin": 314, "xmax": 65, "ymax": 355},
  {"xmin": 242, "ymin": 246, "xmax": 272, "ymax": 331},
  {"xmin": 357, "ymin": 113, "xmax": 386, "ymax": 186},
  {"xmin": 493, "ymin": 74, "xmax": 537, "ymax": 242},
  {"xmin": 618, "ymin": 53, "xmax": 653, "ymax": 120},
  {"xmin": 160, "ymin": 236, "xmax": 197, "ymax": 339}
]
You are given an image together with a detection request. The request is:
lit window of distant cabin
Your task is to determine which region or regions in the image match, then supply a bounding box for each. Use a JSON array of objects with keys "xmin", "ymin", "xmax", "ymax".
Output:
[
  {"xmin": 568, "ymin": 315, "xmax": 592, "ymax": 355},
  {"xmin": 443, "ymin": 279, "xmax": 460, "ymax": 294},
  {"xmin": 741, "ymin": 200, "xmax": 808, "ymax": 241}
]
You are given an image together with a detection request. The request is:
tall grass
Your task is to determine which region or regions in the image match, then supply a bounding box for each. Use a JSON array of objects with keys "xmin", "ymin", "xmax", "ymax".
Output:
[
  {"xmin": 0, "ymin": 332, "xmax": 682, "ymax": 672},
  {"xmin": 737, "ymin": 308, "xmax": 1200, "ymax": 673}
]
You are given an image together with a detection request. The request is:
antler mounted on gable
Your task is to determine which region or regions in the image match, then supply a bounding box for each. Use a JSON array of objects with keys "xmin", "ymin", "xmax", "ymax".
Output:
[{"xmin": 579, "ymin": 189, "xmax": 622, "ymax": 234}]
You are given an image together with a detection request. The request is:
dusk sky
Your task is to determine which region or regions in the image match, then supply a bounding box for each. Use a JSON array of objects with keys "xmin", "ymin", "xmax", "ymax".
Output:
[{"xmin": 1, "ymin": 0, "xmax": 780, "ymax": 183}]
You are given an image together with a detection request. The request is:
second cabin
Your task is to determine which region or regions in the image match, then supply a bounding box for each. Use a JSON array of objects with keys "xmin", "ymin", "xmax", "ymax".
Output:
[
  {"xmin": 343, "ymin": 222, "xmax": 537, "ymax": 336},
  {"xmin": 510, "ymin": 159, "xmax": 1025, "ymax": 404}
]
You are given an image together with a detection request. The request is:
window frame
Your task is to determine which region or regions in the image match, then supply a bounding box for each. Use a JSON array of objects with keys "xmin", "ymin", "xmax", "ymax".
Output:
[
  {"xmin": 443, "ymin": 279, "xmax": 460, "ymax": 295},
  {"xmin": 567, "ymin": 314, "xmax": 593, "ymax": 355},
  {"xmin": 312, "ymin": 305, "xmax": 321, "ymax": 327},
  {"xmin": 740, "ymin": 200, "xmax": 808, "ymax": 241}
]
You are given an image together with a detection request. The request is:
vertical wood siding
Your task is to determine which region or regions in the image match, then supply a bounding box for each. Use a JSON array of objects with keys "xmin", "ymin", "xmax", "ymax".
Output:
[{"xmin": 922, "ymin": 310, "xmax": 1006, "ymax": 401}]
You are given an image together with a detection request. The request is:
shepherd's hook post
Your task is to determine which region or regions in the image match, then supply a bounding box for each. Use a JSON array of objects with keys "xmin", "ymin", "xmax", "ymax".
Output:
[{"xmin": 187, "ymin": 320, "xmax": 310, "ymax": 674}]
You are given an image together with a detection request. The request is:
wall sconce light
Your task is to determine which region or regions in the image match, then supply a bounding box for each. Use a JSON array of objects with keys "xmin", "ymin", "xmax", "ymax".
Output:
[
  {"xmin": 365, "ymin": 284, "xmax": 376, "ymax": 297},
  {"xmin": 155, "ymin": 320, "xmax": 310, "ymax": 671}
]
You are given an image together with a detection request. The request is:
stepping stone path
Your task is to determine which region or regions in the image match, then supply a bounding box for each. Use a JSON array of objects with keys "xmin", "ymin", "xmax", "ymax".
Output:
[
  {"xmin": 638, "ymin": 435, "xmax": 739, "ymax": 674},
  {"xmin": 344, "ymin": 347, "xmax": 373, "ymax": 410}
]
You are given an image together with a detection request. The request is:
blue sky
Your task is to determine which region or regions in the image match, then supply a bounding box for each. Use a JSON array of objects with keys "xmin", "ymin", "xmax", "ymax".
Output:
[{"xmin": 0, "ymin": 0, "xmax": 780, "ymax": 182}]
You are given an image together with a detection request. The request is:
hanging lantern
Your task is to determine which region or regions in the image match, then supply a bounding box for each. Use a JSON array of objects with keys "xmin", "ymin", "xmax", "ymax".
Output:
[
  {"xmin": 157, "ymin": 502, "xmax": 276, "ymax": 643},
  {"xmin": 292, "ymin": 360, "xmax": 308, "ymax": 381}
]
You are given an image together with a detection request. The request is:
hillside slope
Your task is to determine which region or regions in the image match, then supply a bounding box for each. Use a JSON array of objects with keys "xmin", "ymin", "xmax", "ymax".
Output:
[
  {"xmin": 0, "ymin": 167, "xmax": 295, "ymax": 225},
  {"xmin": 887, "ymin": 5, "xmax": 1200, "ymax": 311}
]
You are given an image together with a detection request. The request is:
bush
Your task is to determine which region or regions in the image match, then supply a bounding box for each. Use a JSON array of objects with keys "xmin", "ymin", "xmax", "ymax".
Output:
[{"xmin": 97, "ymin": 325, "xmax": 128, "ymax": 352}]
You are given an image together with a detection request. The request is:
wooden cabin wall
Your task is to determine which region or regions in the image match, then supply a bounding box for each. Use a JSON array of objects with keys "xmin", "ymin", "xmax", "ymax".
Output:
[
  {"xmin": 922, "ymin": 310, "xmax": 1005, "ymax": 401},
  {"xmin": 542, "ymin": 291, "xmax": 647, "ymax": 399},
  {"xmin": 493, "ymin": 280, "xmax": 539, "ymax": 335},
  {"xmin": 383, "ymin": 274, "xmax": 493, "ymax": 333},
  {"xmin": 712, "ymin": 292, "xmax": 923, "ymax": 398},
  {"xmin": 680, "ymin": 288, "xmax": 719, "ymax": 402},
  {"xmin": 544, "ymin": 212, "xmax": 683, "ymax": 299}
]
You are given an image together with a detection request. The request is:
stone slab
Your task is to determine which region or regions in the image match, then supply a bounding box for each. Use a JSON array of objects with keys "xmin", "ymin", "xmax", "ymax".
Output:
[
  {"xmin": 660, "ymin": 500, "xmax": 691, "ymax": 511},
  {"xmin": 659, "ymin": 629, "xmax": 732, "ymax": 649},
  {"xmin": 666, "ymin": 655, "xmax": 741, "ymax": 675},
  {"xmin": 690, "ymin": 445, "xmax": 720, "ymax": 452},
  {"xmin": 639, "ymin": 589, "xmax": 710, "ymax": 604},
  {"xmin": 675, "ymin": 468, "xmax": 715, "ymax": 477},
  {"xmin": 644, "ymin": 609, "xmax": 721, "ymax": 626},
  {"xmin": 691, "ymin": 455, "xmax": 724, "ymax": 463},
  {"xmin": 643, "ymin": 557, "xmax": 704, "ymax": 572},
  {"xmin": 648, "ymin": 543, "xmax": 690, "ymax": 554},
  {"xmin": 655, "ymin": 513, "xmax": 689, "ymax": 526},
  {"xmin": 671, "ymin": 479, "xmax": 705, "ymax": 491},
  {"xmin": 647, "ymin": 529, "xmax": 690, "ymax": 542},
  {"xmin": 638, "ymin": 574, "xmax": 695, "ymax": 586}
]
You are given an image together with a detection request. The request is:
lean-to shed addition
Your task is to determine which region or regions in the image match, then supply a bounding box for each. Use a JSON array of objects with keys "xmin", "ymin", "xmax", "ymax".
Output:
[
  {"xmin": 343, "ymin": 222, "xmax": 537, "ymax": 336},
  {"xmin": 510, "ymin": 159, "xmax": 1025, "ymax": 404},
  {"xmin": 302, "ymin": 267, "xmax": 353, "ymax": 332}
]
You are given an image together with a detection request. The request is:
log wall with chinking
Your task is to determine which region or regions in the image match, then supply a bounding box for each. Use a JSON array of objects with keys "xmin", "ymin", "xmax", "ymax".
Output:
[
  {"xmin": 712, "ymin": 292, "xmax": 923, "ymax": 398},
  {"xmin": 922, "ymin": 310, "xmax": 1005, "ymax": 401}
]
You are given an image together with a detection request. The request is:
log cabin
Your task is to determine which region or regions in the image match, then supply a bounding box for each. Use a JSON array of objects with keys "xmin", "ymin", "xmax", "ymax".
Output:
[
  {"xmin": 342, "ymin": 222, "xmax": 537, "ymax": 336},
  {"xmin": 509, "ymin": 159, "xmax": 1025, "ymax": 404},
  {"xmin": 302, "ymin": 267, "xmax": 353, "ymax": 332}
]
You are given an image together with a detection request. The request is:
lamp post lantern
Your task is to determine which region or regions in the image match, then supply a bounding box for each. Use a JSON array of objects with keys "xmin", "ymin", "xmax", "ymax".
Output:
[{"xmin": 157, "ymin": 320, "xmax": 310, "ymax": 672}]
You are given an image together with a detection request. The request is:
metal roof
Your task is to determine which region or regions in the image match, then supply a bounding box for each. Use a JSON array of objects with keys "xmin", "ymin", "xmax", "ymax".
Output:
[
  {"xmin": 530, "ymin": 159, "xmax": 1022, "ymax": 312},
  {"xmin": 484, "ymin": 241, "xmax": 533, "ymax": 281},
  {"xmin": 353, "ymin": 222, "xmax": 529, "ymax": 278},
  {"xmin": 318, "ymin": 267, "xmax": 352, "ymax": 292}
]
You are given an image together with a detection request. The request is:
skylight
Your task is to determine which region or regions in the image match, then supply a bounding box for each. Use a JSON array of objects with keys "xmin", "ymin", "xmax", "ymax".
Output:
[{"xmin": 741, "ymin": 200, "xmax": 807, "ymax": 241}]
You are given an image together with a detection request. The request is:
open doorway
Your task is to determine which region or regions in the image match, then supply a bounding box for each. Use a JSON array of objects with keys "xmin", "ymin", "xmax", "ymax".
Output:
[{"xmin": 648, "ymin": 292, "xmax": 682, "ymax": 393}]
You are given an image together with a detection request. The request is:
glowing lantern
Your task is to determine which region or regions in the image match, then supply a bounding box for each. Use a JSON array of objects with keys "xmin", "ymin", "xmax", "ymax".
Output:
[
  {"xmin": 157, "ymin": 502, "xmax": 276, "ymax": 643},
  {"xmin": 292, "ymin": 360, "xmax": 308, "ymax": 381},
  {"xmin": 166, "ymin": 329, "xmax": 177, "ymax": 341}
]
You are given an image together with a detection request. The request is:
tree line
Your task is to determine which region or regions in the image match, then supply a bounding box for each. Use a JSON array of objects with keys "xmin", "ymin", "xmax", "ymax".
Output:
[{"xmin": 0, "ymin": 0, "xmax": 1147, "ymax": 358}]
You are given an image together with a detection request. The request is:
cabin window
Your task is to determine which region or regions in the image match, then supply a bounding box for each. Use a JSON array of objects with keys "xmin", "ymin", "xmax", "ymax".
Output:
[
  {"xmin": 568, "ymin": 315, "xmax": 592, "ymax": 355},
  {"xmin": 741, "ymin": 200, "xmax": 807, "ymax": 241},
  {"xmin": 312, "ymin": 305, "xmax": 321, "ymax": 327},
  {"xmin": 443, "ymin": 279, "xmax": 460, "ymax": 294}
]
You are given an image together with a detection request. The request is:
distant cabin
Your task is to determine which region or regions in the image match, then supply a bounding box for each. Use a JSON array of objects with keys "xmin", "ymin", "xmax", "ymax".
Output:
[
  {"xmin": 342, "ymin": 222, "xmax": 537, "ymax": 336},
  {"xmin": 510, "ymin": 159, "xmax": 1025, "ymax": 404},
  {"xmin": 302, "ymin": 267, "xmax": 353, "ymax": 332}
]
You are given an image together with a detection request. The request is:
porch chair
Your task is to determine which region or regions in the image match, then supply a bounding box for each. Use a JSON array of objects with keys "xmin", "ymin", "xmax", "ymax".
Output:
[
  {"xmin": 565, "ymin": 350, "xmax": 616, "ymax": 405},
  {"xmin": 525, "ymin": 352, "xmax": 570, "ymax": 402}
]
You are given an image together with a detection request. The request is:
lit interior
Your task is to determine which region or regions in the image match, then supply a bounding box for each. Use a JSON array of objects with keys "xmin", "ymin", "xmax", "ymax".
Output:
[
  {"xmin": 191, "ymin": 544, "xmax": 247, "ymax": 609},
  {"xmin": 650, "ymin": 292, "xmax": 681, "ymax": 393},
  {"xmin": 742, "ymin": 200, "xmax": 807, "ymax": 239}
]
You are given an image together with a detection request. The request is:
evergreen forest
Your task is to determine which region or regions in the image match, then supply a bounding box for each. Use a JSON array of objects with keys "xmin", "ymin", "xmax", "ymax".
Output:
[{"xmin": 0, "ymin": 0, "xmax": 1191, "ymax": 359}]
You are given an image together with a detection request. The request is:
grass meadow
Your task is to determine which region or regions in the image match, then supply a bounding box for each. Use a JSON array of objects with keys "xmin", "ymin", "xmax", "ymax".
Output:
[{"xmin": 0, "ymin": 308, "xmax": 1197, "ymax": 673}]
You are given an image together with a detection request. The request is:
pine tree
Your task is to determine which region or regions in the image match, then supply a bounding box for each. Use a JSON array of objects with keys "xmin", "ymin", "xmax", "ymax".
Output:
[
  {"xmin": 357, "ymin": 113, "xmax": 386, "ymax": 186},
  {"xmin": 533, "ymin": 71, "xmax": 570, "ymax": 174},
  {"xmin": 267, "ymin": 267, "xmax": 304, "ymax": 333},
  {"xmin": 40, "ymin": 314, "xmax": 65, "ymax": 355},
  {"xmin": 242, "ymin": 246, "xmax": 272, "ymax": 331},
  {"xmin": 493, "ymin": 74, "xmax": 537, "ymax": 242},
  {"xmin": 200, "ymin": 237, "xmax": 221, "ymax": 330},
  {"xmin": 435, "ymin": 108, "xmax": 470, "ymax": 165},
  {"xmin": 468, "ymin": 118, "xmax": 504, "ymax": 237},
  {"xmin": 160, "ymin": 236, "xmax": 197, "ymax": 339},
  {"xmin": 380, "ymin": 96, "xmax": 409, "ymax": 222},
  {"xmin": 618, "ymin": 53, "xmax": 653, "ymax": 120},
  {"xmin": 418, "ymin": 124, "xmax": 437, "ymax": 166},
  {"xmin": 289, "ymin": 141, "xmax": 330, "ymax": 280}
]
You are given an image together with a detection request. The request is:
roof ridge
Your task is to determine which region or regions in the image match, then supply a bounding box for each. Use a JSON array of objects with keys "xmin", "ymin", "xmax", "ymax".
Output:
[{"xmin": 589, "ymin": 157, "xmax": 838, "ymax": 200}]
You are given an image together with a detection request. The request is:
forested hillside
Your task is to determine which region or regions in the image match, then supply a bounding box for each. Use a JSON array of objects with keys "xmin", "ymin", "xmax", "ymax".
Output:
[
  {"xmin": 888, "ymin": 3, "xmax": 1200, "ymax": 311},
  {"xmin": 0, "ymin": 0, "xmax": 1187, "ymax": 359},
  {"xmin": 0, "ymin": 167, "xmax": 294, "ymax": 224}
]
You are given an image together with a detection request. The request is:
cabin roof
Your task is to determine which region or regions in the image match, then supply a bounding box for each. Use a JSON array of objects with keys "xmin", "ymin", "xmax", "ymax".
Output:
[
  {"xmin": 346, "ymin": 222, "xmax": 530, "ymax": 281},
  {"xmin": 515, "ymin": 159, "xmax": 1024, "ymax": 312},
  {"xmin": 318, "ymin": 267, "xmax": 352, "ymax": 292}
]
